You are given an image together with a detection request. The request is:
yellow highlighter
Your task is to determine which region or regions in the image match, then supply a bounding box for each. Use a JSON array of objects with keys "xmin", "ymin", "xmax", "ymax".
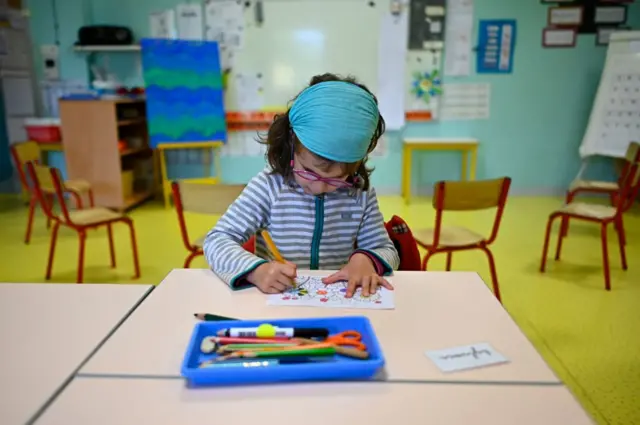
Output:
[{"xmin": 261, "ymin": 230, "xmax": 297, "ymax": 288}]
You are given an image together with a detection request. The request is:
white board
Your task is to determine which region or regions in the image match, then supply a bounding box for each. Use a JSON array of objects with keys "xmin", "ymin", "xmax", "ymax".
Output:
[
  {"xmin": 223, "ymin": 0, "xmax": 380, "ymax": 109},
  {"xmin": 579, "ymin": 31, "xmax": 640, "ymax": 159}
]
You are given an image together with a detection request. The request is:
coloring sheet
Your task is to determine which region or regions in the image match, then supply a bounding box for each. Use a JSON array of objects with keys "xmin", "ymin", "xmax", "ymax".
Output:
[{"xmin": 267, "ymin": 275, "xmax": 395, "ymax": 310}]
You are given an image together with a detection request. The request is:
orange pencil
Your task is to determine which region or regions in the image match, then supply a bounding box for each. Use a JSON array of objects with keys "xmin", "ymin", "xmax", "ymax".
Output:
[
  {"xmin": 261, "ymin": 230, "xmax": 296, "ymax": 287},
  {"xmin": 261, "ymin": 230, "xmax": 285, "ymax": 263}
]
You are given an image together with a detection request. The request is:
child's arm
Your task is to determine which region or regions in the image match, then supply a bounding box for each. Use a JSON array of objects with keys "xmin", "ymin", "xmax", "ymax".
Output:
[
  {"xmin": 352, "ymin": 188, "xmax": 400, "ymax": 274},
  {"xmin": 203, "ymin": 173, "xmax": 273, "ymax": 288}
]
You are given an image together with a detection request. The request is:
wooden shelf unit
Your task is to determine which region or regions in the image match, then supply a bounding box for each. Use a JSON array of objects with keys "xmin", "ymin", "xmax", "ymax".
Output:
[{"xmin": 59, "ymin": 99, "xmax": 156, "ymax": 211}]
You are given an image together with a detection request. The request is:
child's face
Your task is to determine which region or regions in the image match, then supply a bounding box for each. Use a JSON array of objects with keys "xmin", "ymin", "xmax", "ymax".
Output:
[{"xmin": 292, "ymin": 148, "xmax": 351, "ymax": 195}]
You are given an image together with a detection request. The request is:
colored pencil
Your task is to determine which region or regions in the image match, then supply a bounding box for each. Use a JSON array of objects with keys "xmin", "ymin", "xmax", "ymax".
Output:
[
  {"xmin": 261, "ymin": 230, "xmax": 297, "ymax": 288},
  {"xmin": 261, "ymin": 230, "xmax": 284, "ymax": 263},
  {"xmin": 194, "ymin": 313, "xmax": 238, "ymax": 321}
]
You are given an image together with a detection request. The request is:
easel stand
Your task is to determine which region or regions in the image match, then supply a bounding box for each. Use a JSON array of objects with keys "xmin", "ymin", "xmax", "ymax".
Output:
[{"xmin": 157, "ymin": 141, "xmax": 224, "ymax": 208}]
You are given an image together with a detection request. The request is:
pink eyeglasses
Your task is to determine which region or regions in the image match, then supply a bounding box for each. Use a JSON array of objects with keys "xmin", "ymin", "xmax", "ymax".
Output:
[{"xmin": 290, "ymin": 144, "xmax": 354, "ymax": 188}]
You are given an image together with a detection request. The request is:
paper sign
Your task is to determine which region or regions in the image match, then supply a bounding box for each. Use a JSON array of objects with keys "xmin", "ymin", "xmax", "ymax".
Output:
[{"xmin": 425, "ymin": 343, "xmax": 508, "ymax": 373}]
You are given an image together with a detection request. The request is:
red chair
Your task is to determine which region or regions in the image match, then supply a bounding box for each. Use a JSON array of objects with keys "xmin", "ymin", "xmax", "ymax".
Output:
[
  {"xmin": 413, "ymin": 177, "xmax": 512, "ymax": 303},
  {"xmin": 26, "ymin": 161, "xmax": 140, "ymax": 283},
  {"xmin": 562, "ymin": 142, "xmax": 640, "ymax": 237},
  {"xmin": 10, "ymin": 141, "xmax": 94, "ymax": 244},
  {"xmin": 540, "ymin": 163, "xmax": 640, "ymax": 290},
  {"xmin": 171, "ymin": 180, "xmax": 254, "ymax": 268}
]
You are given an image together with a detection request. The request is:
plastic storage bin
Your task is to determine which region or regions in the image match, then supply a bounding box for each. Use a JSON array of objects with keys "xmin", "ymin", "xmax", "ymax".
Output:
[
  {"xmin": 181, "ymin": 316, "xmax": 385, "ymax": 387},
  {"xmin": 24, "ymin": 118, "xmax": 61, "ymax": 143}
]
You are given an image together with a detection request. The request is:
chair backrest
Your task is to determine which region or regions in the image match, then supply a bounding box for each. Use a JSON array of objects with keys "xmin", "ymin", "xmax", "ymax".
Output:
[
  {"xmin": 174, "ymin": 181, "xmax": 246, "ymax": 215},
  {"xmin": 171, "ymin": 181, "xmax": 246, "ymax": 251},
  {"xmin": 26, "ymin": 162, "xmax": 73, "ymax": 223},
  {"xmin": 433, "ymin": 178, "xmax": 509, "ymax": 211},
  {"xmin": 617, "ymin": 163, "xmax": 640, "ymax": 215},
  {"xmin": 432, "ymin": 177, "xmax": 512, "ymax": 245},
  {"xmin": 616, "ymin": 142, "xmax": 640, "ymax": 185},
  {"xmin": 9, "ymin": 142, "xmax": 41, "ymax": 191},
  {"xmin": 625, "ymin": 141, "xmax": 640, "ymax": 163}
]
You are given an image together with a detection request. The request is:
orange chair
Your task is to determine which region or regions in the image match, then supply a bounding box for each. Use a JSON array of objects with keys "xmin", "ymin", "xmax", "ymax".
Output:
[
  {"xmin": 562, "ymin": 142, "xmax": 640, "ymax": 238},
  {"xmin": 171, "ymin": 180, "xmax": 249, "ymax": 268},
  {"xmin": 413, "ymin": 177, "xmax": 512, "ymax": 303},
  {"xmin": 540, "ymin": 163, "xmax": 640, "ymax": 291},
  {"xmin": 9, "ymin": 141, "xmax": 94, "ymax": 244},
  {"xmin": 566, "ymin": 141, "xmax": 640, "ymax": 204},
  {"xmin": 26, "ymin": 162, "xmax": 140, "ymax": 283}
]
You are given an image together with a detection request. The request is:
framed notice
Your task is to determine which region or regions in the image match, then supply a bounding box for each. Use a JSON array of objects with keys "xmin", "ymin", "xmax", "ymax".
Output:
[
  {"xmin": 548, "ymin": 6, "xmax": 583, "ymax": 26},
  {"xmin": 594, "ymin": 5, "xmax": 627, "ymax": 24},
  {"xmin": 596, "ymin": 26, "xmax": 631, "ymax": 46},
  {"xmin": 542, "ymin": 27, "xmax": 577, "ymax": 48}
]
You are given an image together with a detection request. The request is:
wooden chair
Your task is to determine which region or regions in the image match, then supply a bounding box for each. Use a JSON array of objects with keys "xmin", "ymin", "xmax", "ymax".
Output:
[
  {"xmin": 9, "ymin": 141, "xmax": 94, "ymax": 244},
  {"xmin": 562, "ymin": 141, "xmax": 640, "ymax": 238},
  {"xmin": 567, "ymin": 141, "xmax": 640, "ymax": 204},
  {"xmin": 26, "ymin": 162, "xmax": 140, "ymax": 284},
  {"xmin": 540, "ymin": 163, "xmax": 640, "ymax": 291},
  {"xmin": 171, "ymin": 181, "xmax": 248, "ymax": 268},
  {"xmin": 413, "ymin": 177, "xmax": 512, "ymax": 303}
]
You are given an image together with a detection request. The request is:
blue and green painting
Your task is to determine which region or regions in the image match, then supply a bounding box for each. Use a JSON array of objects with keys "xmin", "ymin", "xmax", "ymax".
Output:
[{"xmin": 140, "ymin": 39, "xmax": 227, "ymax": 148}]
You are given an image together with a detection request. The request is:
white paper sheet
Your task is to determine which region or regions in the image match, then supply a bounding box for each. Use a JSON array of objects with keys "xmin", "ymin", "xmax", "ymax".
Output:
[
  {"xmin": 444, "ymin": 0, "xmax": 474, "ymax": 76},
  {"xmin": 267, "ymin": 275, "xmax": 395, "ymax": 310},
  {"xmin": 176, "ymin": 3, "xmax": 204, "ymax": 40},
  {"xmin": 149, "ymin": 9, "xmax": 177, "ymax": 39},
  {"xmin": 243, "ymin": 132, "xmax": 262, "ymax": 156},
  {"xmin": 425, "ymin": 342, "xmax": 509, "ymax": 373},
  {"xmin": 205, "ymin": 0, "xmax": 245, "ymax": 47},
  {"xmin": 205, "ymin": 0, "xmax": 245, "ymax": 70},
  {"xmin": 377, "ymin": 12, "xmax": 408, "ymax": 131},
  {"xmin": 440, "ymin": 83, "xmax": 491, "ymax": 120},
  {"xmin": 234, "ymin": 72, "xmax": 264, "ymax": 111}
]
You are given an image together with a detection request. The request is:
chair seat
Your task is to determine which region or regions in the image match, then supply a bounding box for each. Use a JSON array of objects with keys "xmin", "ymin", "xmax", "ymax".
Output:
[
  {"xmin": 569, "ymin": 179, "xmax": 618, "ymax": 192},
  {"xmin": 414, "ymin": 226, "xmax": 485, "ymax": 248},
  {"xmin": 555, "ymin": 202, "xmax": 616, "ymax": 220},
  {"xmin": 63, "ymin": 178, "xmax": 92, "ymax": 193},
  {"xmin": 68, "ymin": 207, "xmax": 124, "ymax": 225}
]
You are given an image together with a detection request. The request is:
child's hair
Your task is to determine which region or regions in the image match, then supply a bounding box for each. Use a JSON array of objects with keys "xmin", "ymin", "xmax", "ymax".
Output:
[{"xmin": 260, "ymin": 73, "xmax": 385, "ymax": 191}]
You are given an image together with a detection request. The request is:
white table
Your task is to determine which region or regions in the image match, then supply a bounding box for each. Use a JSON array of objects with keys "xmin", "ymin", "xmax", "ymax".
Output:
[
  {"xmin": 0, "ymin": 283, "xmax": 152, "ymax": 425},
  {"xmin": 79, "ymin": 269, "xmax": 559, "ymax": 384},
  {"xmin": 34, "ymin": 377, "xmax": 594, "ymax": 425}
]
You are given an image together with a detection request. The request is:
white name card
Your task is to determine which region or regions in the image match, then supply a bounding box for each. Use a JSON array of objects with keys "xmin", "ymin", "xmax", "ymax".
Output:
[{"xmin": 425, "ymin": 342, "xmax": 509, "ymax": 373}]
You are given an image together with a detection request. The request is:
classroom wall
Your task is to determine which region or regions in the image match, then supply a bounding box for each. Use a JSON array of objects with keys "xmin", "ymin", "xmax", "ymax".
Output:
[{"xmin": 23, "ymin": 0, "xmax": 640, "ymax": 195}]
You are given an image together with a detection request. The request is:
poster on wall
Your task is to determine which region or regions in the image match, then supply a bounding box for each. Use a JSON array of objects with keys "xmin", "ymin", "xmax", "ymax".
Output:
[
  {"xmin": 476, "ymin": 19, "xmax": 516, "ymax": 74},
  {"xmin": 140, "ymin": 39, "xmax": 227, "ymax": 148},
  {"xmin": 405, "ymin": 51, "xmax": 443, "ymax": 121}
]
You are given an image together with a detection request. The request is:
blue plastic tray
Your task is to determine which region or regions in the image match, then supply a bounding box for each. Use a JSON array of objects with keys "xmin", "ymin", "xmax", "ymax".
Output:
[{"xmin": 181, "ymin": 316, "xmax": 385, "ymax": 386}]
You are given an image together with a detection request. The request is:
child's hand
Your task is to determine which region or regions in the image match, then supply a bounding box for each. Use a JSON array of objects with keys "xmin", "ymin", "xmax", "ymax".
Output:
[
  {"xmin": 247, "ymin": 261, "xmax": 297, "ymax": 294},
  {"xmin": 322, "ymin": 253, "xmax": 394, "ymax": 298}
]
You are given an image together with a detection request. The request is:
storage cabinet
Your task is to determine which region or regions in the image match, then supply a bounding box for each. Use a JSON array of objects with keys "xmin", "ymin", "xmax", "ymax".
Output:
[{"xmin": 59, "ymin": 99, "xmax": 155, "ymax": 210}]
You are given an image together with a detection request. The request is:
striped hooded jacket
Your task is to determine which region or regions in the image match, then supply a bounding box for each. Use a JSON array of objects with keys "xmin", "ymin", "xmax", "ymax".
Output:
[{"xmin": 203, "ymin": 170, "xmax": 400, "ymax": 288}]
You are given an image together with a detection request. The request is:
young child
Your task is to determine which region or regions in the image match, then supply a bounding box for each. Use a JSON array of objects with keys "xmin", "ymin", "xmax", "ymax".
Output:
[{"xmin": 203, "ymin": 73, "xmax": 400, "ymax": 297}]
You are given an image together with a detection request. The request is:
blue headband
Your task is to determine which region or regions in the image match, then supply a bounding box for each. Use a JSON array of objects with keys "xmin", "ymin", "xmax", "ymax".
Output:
[{"xmin": 289, "ymin": 81, "xmax": 379, "ymax": 163}]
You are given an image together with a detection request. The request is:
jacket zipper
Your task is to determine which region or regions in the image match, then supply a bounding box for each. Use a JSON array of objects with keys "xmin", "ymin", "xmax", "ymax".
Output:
[{"xmin": 310, "ymin": 194, "xmax": 324, "ymax": 270}]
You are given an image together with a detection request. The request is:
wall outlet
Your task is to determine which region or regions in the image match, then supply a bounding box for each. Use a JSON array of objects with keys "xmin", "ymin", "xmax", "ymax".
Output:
[{"xmin": 40, "ymin": 44, "xmax": 59, "ymax": 80}]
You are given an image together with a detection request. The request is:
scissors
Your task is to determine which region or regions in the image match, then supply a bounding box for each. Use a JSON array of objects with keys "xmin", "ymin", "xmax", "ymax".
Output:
[{"xmin": 325, "ymin": 331, "xmax": 367, "ymax": 351}]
